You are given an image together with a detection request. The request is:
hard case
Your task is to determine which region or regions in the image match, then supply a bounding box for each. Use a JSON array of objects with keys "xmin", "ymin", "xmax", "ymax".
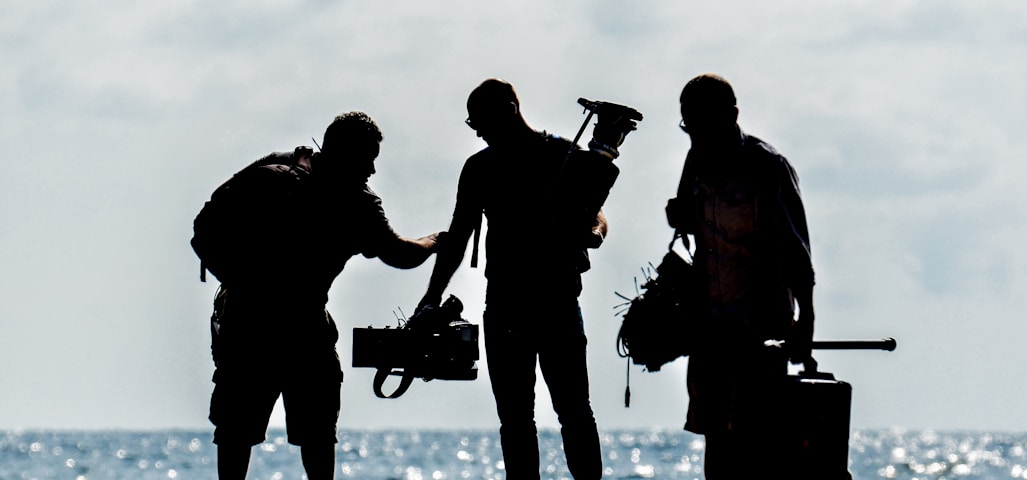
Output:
[{"xmin": 779, "ymin": 366, "xmax": 854, "ymax": 480}]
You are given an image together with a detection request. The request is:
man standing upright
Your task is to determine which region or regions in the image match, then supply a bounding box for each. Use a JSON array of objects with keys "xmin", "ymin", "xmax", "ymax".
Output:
[
  {"xmin": 191, "ymin": 111, "xmax": 440, "ymax": 480},
  {"xmin": 417, "ymin": 78, "xmax": 638, "ymax": 479},
  {"xmin": 666, "ymin": 73, "xmax": 816, "ymax": 478}
]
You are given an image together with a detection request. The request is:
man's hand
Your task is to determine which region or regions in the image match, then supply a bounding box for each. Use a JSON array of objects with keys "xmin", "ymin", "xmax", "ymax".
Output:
[
  {"xmin": 786, "ymin": 286, "xmax": 815, "ymax": 363},
  {"xmin": 421, "ymin": 231, "xmax": 446, "ymax": 253},
  {"xmin": 589, "ymin": 123, "xmax": 637, "ymax": 160},
  {"xmin": 588, "ymin": 104, "xmax": 641, "ymax": 160},
  {"xmin": 593, "ymin": 118, "xmax": 637, "ymax": 146},
  {"xmin": 407, "ymin": 301, "xmax": 438, "ymax": 330},
  {"xmin": 786, "ymin": 315, "xmax": 814, "ymax": 364},
  {"xmin": 416, "ymin": 294, "xmax": 442, "ymax": 312},
  {"xmin": 583, "ymin": 209, "xmax": 608, "ymax": 249}
]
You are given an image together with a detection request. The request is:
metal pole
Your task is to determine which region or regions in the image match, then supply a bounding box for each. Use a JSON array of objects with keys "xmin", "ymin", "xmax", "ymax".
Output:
[{"xmin": 812, "ymin": 338, "xmax": 897, "ymax": 351}]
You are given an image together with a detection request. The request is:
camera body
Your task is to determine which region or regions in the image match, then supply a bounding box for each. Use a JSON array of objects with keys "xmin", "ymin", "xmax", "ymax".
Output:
[{"xmin": 352, "ymin": 295, "xmax": 479, "ymax": 382}]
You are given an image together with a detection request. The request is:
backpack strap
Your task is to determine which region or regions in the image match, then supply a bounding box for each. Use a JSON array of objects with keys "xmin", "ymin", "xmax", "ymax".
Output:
[
  {"xmin": 470, "ymin": 217, "xmax": 481, "ymax": 268},
  {"xmin": 467, "ymin": 148, "xmax": 489, "ymax": 269}
]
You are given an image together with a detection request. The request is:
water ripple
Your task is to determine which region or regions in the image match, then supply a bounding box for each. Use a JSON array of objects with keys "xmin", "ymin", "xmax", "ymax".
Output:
[{"xmin": 2, "ymin": 428, "xmax": 1025, "ymax": 479}]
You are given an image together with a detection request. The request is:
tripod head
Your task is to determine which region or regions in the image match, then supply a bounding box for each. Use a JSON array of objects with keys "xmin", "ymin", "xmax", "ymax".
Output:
[
  {"xmin": 577, "ymin": 97, "xmax": 644, "ymax": 124},
  {"xmin": 570, "ymin": 97, "xmax": 644, "ymax": 155}
]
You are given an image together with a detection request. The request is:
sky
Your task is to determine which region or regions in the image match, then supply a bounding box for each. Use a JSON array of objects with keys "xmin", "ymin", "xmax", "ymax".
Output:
[{"xmin": 1, "ymin": 1, "xmax": 1025, "ymax": 433}]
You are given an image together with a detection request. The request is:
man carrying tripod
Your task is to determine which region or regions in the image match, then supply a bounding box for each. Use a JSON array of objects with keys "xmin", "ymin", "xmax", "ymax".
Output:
[{"xmin": 417, "ymin": 78, "xmax": 640, "ymax": 479}]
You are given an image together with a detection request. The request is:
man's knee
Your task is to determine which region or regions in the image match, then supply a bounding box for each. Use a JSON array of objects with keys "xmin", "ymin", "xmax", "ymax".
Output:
[{"xmin": 548, "ymin": 384, "xmax": 595, "ymax": 424}]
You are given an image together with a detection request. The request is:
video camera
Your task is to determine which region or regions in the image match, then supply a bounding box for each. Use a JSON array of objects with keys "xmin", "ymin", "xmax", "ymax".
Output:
[{"xmin": 352, "ymin": 295, "xmax": 479, "ymax": 398}]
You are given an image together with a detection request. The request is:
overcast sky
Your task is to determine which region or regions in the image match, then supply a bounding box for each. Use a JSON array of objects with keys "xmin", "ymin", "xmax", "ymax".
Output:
[{"xmin": 1, "ymin": 1, "xmax": 1025, "ymax": 433}]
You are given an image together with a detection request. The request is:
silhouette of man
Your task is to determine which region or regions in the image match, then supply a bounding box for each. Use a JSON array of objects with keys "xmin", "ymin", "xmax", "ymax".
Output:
[
  {"xmin": 191, "ymin": 111, "xmax": 439, "ymax": 480},
  {"xmin": 417, "ymin": 78, "xmax": 636, "ymax": 479},
  {"xmin": 666, "ymin": 74, "xmax": 815, "ymax": 478}
]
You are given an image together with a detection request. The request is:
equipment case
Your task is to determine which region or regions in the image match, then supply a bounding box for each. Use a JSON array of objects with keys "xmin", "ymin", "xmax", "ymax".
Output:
[{"xmin": 778, "ymin": 361, "xmax": 854, "ymax": 480}]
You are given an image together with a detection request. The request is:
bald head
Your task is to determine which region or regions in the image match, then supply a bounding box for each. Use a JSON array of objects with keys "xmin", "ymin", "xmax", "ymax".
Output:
[
  {"xmin": 465, "ymin": 78, "xmax": 529, "ymax": 145},
  {"xmin": 680, "ymin": 73, "xmax": 737, "ymax": 109},
  {"xmin": 679, "ymin": 73, "xmax": 739, "ymax": 141},
  {"xmin": 467, "ymin": 78, "xmax": 520, "ymax": 112}
]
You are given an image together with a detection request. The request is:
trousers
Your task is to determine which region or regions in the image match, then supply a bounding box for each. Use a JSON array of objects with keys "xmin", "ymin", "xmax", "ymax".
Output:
[{"xmin": 483, "ymin": 297, "xmax": 601, "ymax": 480}]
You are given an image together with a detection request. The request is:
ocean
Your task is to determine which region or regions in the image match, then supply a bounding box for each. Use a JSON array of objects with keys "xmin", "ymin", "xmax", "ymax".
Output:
[{"xmin": 3, "ymin": 428, "xmax": 1025, "ymax": 479}]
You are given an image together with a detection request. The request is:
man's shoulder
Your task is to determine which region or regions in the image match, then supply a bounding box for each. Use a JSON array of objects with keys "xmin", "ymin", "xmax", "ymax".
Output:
[
  {"xmin": 253, "ymin": 163, "xmax": 307, "ymax": 178},
  {"xmin": 344, "ymin": 184, "xmax": 385, "ymax": 220},
  {"xmin": 463, "ymin": 146, "xmax": 499, "ymax": 179},
  {"xmin": 742, "ymin": 133, "xmax": 794, "ymax": 172},
  {"xmin": 461, "ymin": 131, "xmax": 574, "ymax": 178},
  {"xmin": 742, "ymin": 133, "xmax": 783, "ymax": 158},
  {"xmin": 538, "ymin": 131, "xmax": 581, "ymax": 161},
  {"xmin": 542, "ymin": 131, "xmax": 576, "ymax": 148},
  {"xmin": 358, "ymin": 184, "xmax": 383, "ymax": 204},
  {"xmin": 466, "ymin": 147, "xmax": 491, "ymax": 164},
  {"xmin": 259, "ymin": 150, "xmax": 298, "ymax": 164},
  {"xmin": 263, "ymin": 154, "xmax": 313, "ymax": 179},
  {"xmin": 233, "ymin": 150, "xmax": 307, "ymax": 178}
]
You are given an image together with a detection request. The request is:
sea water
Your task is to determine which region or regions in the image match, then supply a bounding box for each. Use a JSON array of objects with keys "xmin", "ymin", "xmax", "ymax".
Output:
[{"xmin": 3, "ymin": 428, "xmax": 1025, "ymax": 479}]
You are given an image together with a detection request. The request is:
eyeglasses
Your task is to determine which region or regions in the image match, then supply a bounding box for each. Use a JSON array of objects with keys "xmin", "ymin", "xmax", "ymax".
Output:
[
  {"xmin": 679, "ymin": 120, "xmax": 688, "ymax": 133},
  {"xmin": 465, "ymin": 118, "xmax": 476, "ymax": 130}
]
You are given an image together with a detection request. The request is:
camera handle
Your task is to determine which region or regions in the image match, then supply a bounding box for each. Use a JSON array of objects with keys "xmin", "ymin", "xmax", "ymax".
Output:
[{"xmin": 373, "ymin": 368, "xmax": 415, "ymax": 399}]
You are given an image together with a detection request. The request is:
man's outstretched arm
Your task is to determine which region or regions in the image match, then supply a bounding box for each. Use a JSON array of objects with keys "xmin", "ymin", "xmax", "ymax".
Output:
[{"xmin": 377, "ymin": 233, "xmax": 440, "ymax": 269}]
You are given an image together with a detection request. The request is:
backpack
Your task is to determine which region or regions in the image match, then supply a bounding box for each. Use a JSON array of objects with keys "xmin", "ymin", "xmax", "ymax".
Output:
[{"xmin": 190, "ymin": 146, "xmax": 313, "ymax": 283}]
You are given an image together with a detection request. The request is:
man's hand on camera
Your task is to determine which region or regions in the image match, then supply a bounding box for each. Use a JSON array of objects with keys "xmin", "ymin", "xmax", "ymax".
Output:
[{"xmin": 416, "ymin": 295, "xmax": 441, "ymax": 313}]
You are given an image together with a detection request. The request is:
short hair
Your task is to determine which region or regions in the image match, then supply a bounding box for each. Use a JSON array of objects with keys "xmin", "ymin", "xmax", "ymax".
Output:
[
  {"xmin": 321, "ymin": 111, "xmax": 383, "ymax": 152},
  {"xmin": 680, "ymin": 73, "xmax": 737, "ymax": 108},
  {"xmin": 467, "ymin": 78, "xmax": 520, "ymax": 111}
]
